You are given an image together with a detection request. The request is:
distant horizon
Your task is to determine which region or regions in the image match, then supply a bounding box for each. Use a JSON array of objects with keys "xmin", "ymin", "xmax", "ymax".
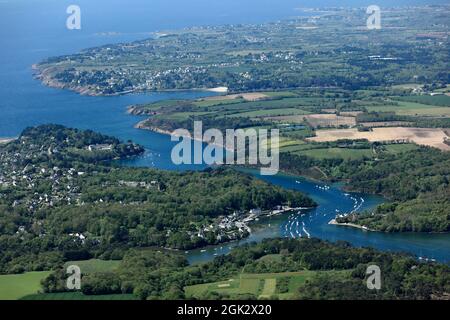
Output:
[{"xmin": 3, "ymin": 1, "xmax": 449, "ymax": 40}]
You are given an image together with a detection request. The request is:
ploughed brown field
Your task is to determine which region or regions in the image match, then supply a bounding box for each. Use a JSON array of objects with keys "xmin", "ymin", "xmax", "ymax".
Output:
[{"xmin": 307, "ymin": 127, "xmax": 450, "ymax": 151}]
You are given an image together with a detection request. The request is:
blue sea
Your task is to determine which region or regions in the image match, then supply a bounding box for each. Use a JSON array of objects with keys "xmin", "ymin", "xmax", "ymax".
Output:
[{"xmin": 0, "ymin": 0, "xmax": 449, "ymax": 263}]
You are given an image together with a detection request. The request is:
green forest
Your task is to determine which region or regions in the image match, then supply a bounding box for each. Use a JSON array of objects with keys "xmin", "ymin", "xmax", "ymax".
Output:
[
  {"xmin": 332, "ymin": 148, "xmax": 450, "ymax": 232},
  {"xmin": 278, "ymin": 146, "xmax": 450, "ymax": 232},
  {"xmin": 36, "ymin": 238, "xmax": 450, "ymax": 300},
  {"xmin": 0, "ymin": 125, "xmax": 314, "ymax": 274}
]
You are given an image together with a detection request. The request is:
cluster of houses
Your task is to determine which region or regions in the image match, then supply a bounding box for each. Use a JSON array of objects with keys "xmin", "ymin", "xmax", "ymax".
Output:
[
  {"xmin": 0, "ymin": 142, "xmax": 86, "ymax": 210},
  {"xmin": 0, "ymin": 141, "xmax": 93, "ymax": 241},
  {"xmin": 189, "ymin": 205, "xmax": 301, "ymax": 243},
  {"xmin": 189, "ymin": 210, "xmax": 255, "ymax": 243}
]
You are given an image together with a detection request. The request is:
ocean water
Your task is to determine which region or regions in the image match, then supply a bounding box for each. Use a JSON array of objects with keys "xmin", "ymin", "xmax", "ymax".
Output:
[{"xmin": 0, "ymin": 0, "xmax": 449, "ymax": 263}]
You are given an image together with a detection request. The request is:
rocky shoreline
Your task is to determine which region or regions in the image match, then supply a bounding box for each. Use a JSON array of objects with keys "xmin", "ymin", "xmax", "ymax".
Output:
[
  {"xmin": 33, "ymin": 64, "xmax": 229, "ymax": 97},
  {"xmin": 127, "ymin": 105, "xmax": 161, "ymax": 116},
  {"xmin": 135, "ymin": 120, "xmax": 235, "ymax": 152},
  {"xmin": 32, "ymin": 64, "xmax": 113, "ymax": 96}
]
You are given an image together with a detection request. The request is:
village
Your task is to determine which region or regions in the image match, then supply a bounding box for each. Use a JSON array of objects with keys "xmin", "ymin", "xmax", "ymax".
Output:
[
  {"xmin": 190, "ymin": 205, "xmax": 309, "ymax": 244},
  {"xmin": 0, "ymin": 134, "xmax": 144, "ymax": 242},
  {"xmin": 0, "ymin": 140, "xmax": 84, "ymax": 211}
]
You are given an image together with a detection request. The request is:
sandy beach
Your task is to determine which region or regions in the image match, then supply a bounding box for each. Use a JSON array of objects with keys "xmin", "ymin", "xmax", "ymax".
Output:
[
  {"xmin": 0, "ymin": 138, "xmax": 15, "ymax": 145},
  {"xmin": 206, "ymin": 87, "xmax": 229, "ymax": 93}
]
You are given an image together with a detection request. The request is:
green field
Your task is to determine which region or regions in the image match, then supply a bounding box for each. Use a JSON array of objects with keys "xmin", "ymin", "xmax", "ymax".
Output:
[
  {"xmin": 194, "ymin": 98, "xmax": 246, "ymax": 108},
  {"xmin": 382, "ymin": 143, "xmax": 420, "ymax": 154},
  {"xmin": 240, "ymin": 278, "xmax": 264, "ymax": 294},
  {"xmin": 141, "ymin": 95, "xmax": 320, "ymax": 117},
  {"xmin": 399, "ymin": 107, "xmax": 450, "ymax": 116},
  {"xmin": 279, "ymin": 137, "xmax": 307, "ymax": 148},
  {"xmin": 287, "ymin": 143, "xmax": 419, "ymax": 160},
  {"xmin": 366, "ymin": 99, "xmax": 450, "ymax": 117},
  {"xmin": 296, "ymin": 147, "xmax": 374, "ymax": 160},
  {"xmin": 264, "ymin": 91, "xmax": 299, "ymax": 98},
  {"xmin": 228, "ymin": 108, "xmax": 310, "ymax": 118},
  {"xmin": 21, "ymin": 292, "xmax": 138, "ymax": 300},
  {"xmin": 394, "ymin": 95, "xmax": 450, "ymax": 107},
  {"xmin": 162, "ymin": 111, "xmax": 212, "ymax": 120},
  {"xmin": 0, "ymin": 271, "xmax": 51, "ymax": 300},
  {"xmin": 280, "ymin": 143, "xmax": 312, "ymax": 153},
  {"xmin": 139, "ymin": 91, "xmax": 450, "ymax": 126},
  {"xmin": 259, "ymin": 279, "xmax": 277, "ymax": 298},
  {"xmin": 64, "ymin": 259, "xmax": 121, "ymax": 274},
  {"xmin": 184, "ymin": 271, "xmax": 318, "ymax": 300}
]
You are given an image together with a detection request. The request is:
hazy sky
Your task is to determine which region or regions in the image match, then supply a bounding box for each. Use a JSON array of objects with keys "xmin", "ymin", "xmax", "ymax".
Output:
[{"xmin": 1, "ymin": 0, "xmax": 448, "ymax": 44}]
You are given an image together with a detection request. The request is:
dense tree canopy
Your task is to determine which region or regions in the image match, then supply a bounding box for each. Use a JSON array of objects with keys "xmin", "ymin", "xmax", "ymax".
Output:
[
  {"xmin": 0, "ymin": 125, "xmax": 314, "ymax": 273},
  {"xmin": 41, "ymin": 238, "xmax": 450, "ymax": 300}
]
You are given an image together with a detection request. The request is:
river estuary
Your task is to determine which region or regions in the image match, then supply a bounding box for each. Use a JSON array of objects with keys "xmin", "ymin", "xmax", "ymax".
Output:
[{"xmin": 1, "ymin": 0, "xmax": 449, "ymax": 264}]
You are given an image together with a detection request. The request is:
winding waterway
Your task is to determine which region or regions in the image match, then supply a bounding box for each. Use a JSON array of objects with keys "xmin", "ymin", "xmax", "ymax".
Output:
[
  {"xmin": 1, "ymin": 0, "xmax": 449, "ymax": 264},
  {"xmin": 182, "ymin": 172, "xmax": 450, "ymax": 264}
]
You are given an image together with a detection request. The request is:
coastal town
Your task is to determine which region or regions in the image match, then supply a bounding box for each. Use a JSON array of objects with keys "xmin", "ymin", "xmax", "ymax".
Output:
[
  {"xmin": 193, "ymin": 205, "xmax": 310, "ymax": 244},
  {"xmin": 0, "ymin": 136, "xmax": 304, "ymax": 246},
  {"xmin": 0, "ymin": 125, "xmax": 313, "ymax": 251},
  {"xmin": 0, "ymin": 125, "xmax": 144, "ymax": 236},
  {"xmin": 35, "ymin": 6, "xmax": 450, "ymax": 100}
]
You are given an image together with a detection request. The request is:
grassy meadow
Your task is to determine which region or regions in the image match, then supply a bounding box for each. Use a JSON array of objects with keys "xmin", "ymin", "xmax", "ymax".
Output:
[
  {"xmin": 0, "ymin": 271, "xmax": 51, "ymax": 300},
  {"xmin": 64, "ymin": 259, "xmax": 121, "ymax": 275}
]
